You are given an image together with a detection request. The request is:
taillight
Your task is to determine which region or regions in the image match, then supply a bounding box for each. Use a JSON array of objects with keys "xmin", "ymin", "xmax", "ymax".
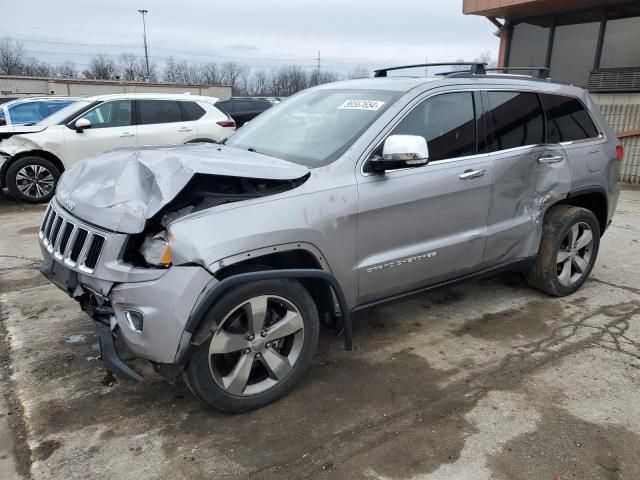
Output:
[
  {"xmin": 217, "ymin": 119, "xmax": 235, "ymax": 128},
  {"xmin": 616, "ymin": 144, "xmax": 624, "ymax": 161}
]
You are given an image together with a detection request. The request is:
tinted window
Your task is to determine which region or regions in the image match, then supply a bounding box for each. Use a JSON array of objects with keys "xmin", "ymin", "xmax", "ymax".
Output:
[
  {"xmin": 233, "ymin": 100, "xmax": 254, "ymax": 113},
  {"xmin": 250, "ymin": 100, "xmax": 270, "ymax": 110},
  {"xmin": 487, "ymin": 92, "xmax": 544, "ymax": 151},
  {"xmin": 540, "ymin": 94, "xmax": 599, "ymax": 142},
  {"xmin": 181, "ymin": 101, "xmax": 205, "ymax": 121},
  {"xmin": 215, "ymin": 100, "xmax": 232, "ymax": 114},
  {"xmin": 82, "ymin": 100, "xmax": 132, "ymax": 129},
  {"xmin": 0, "ymin": 109, "xmax": 5, "ymax": 126},
  {"xmin": 390, "ymin": 92, "xmax": 476, "ymax": 161},
  {"xmin": 138, "ymin": 100, "xmax": 182, "ymax": 125},
  {"xmin": 600, "ymin": 16, "xmax": 640, "ymax": 68},
  {"xmin": 8, "ymin": 99, "xmax": 74, "ymax": 124},
  {"xmin": 508, "ymin": 20, "xmax": 551, "ymax": 74},
  {"xmin": 549, "ymin": 22, "xmax": 600, "ymax": 88}
]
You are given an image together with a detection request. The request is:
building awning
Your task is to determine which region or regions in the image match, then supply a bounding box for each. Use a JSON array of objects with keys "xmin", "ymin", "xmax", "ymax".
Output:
[{"xmin": 463, "ymin": 0, "xmax": 631, "ymax": 20}]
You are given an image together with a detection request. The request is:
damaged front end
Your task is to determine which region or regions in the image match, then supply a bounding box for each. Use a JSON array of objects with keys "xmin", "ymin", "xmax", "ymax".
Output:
[{"xmin": 39, "ymin": 143, "xmax": 311, "ymax": 379}]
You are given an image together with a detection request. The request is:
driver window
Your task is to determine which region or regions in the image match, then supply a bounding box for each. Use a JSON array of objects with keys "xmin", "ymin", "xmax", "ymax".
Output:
[
  {"xmin": 375, "ymin": 92, "xmax": 477, "ymax": 163},
  {"xmin": 82, "ymin": 100, "xmax": 132, "ymax": 129}
]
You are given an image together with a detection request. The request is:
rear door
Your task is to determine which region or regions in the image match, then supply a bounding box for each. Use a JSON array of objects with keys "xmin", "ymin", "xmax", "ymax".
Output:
[
  {"xmin": 482, "ymin": 90, "xmax": 571, "ymax": 266},
  {"xmin": 135, "ymin": 99, "xmax": 197, "ymax": 145},
  {"xmin": 356, "ymin": 90, "xmax": 493, "ymax": 304},
  {"xmin": 63, "ymin": 100, "xmax": 136, "ymax": 164}
]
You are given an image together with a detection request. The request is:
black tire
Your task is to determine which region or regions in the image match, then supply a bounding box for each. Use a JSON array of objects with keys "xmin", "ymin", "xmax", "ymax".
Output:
[
  {"xmin": 6, "ymin": 156, "xmax": 60, "ymax": 203},
  {"xmin": 184, "ymin": 279, "xmax": 319, "ymax": 413},
  {"xmin": 526, "ymin": 205, "xmax": 600, "ymax": 296}
]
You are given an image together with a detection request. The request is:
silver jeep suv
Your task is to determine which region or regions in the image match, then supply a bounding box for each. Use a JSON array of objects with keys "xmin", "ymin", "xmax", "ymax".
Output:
[{"xmin": 39, "ymin": 63, "xmax": 621, "ymax": 412}]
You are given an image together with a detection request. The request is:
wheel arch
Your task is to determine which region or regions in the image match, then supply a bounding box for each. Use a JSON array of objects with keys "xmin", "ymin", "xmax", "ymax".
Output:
[
  {"xmin": 545, "ymin": 187, "xmax": 608, "ymax": 236},
  {"xmin": 1, "ymin": 150, "xmax": 65, "ymax": 188},
  {"xmin": 180, "ymin": 264, "xmax": 352, "ymax": 365}
]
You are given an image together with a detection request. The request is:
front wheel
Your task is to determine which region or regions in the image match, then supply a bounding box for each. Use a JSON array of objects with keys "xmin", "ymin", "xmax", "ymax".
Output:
[
  {"xmin": 6, "ymin": 156, "xmax": 60, "ymax": 203},
  {"xmin": 526, "ymin": 205, "xmax": 600, "ymax": 296},
  {"xmin": 184, "ymin": 279, "xmax": 319, "ymax": 413}
]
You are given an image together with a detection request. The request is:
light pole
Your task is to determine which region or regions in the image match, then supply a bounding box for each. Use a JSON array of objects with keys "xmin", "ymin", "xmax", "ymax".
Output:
[{"xmin": 138, "ymin": 9, "xmax": 150, "ymax": 81}]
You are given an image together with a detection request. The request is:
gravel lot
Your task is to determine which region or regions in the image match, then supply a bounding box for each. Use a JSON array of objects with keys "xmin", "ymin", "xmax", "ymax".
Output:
[{"xmin": 1, "ymin": 186, "xmax": 640, "ymax": 480}]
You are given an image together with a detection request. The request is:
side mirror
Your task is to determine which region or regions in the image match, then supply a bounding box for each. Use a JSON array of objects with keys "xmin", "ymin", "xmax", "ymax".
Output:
[
  {"xmin": 74, "ymin": 118, "xmax": 92, "ymax": 133},
  {"xmin": 370, "ymin": 135, "xmax": 429, "ymax": 172}
]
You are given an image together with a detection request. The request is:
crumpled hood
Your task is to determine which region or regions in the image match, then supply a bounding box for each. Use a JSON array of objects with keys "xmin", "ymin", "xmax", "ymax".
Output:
[{"xmin": 56, "ymin": 143, "xmax": 309, "ymax": 233}]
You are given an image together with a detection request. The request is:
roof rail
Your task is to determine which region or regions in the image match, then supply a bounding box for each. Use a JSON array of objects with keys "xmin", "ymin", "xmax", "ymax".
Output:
[
  {"xmin": 374, "ymin": 62, "xmax": 487, "ymax": 77},
  {"xmin": 485, "ymin": 66, "xmax": 550, "ymax": 79}
]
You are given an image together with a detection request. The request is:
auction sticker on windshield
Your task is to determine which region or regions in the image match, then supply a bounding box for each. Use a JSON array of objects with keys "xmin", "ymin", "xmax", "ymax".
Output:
[{"xmin": 339, "ymin": 100, "xmax": 385, "ymax": 111}]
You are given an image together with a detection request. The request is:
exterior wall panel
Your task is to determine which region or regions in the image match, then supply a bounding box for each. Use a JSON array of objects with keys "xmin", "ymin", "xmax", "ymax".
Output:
[{"xmin": 593, "ymin": 93, "xmax": 640, "ymax": 183}]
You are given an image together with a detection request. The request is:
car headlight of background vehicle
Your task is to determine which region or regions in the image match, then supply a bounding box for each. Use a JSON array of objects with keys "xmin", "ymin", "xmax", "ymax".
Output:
[{"xmin": 139, "ymin": 230, "xmax": 172, "ymax": 267}]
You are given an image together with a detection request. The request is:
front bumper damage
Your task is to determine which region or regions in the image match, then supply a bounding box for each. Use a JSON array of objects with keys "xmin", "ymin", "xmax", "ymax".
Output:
[{"xmin": 39, "ymin": 199, "xmax": 217, "ymax": 381}]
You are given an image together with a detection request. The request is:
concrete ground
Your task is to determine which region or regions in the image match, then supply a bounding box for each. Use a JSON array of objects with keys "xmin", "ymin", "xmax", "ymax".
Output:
[{"xmin": 0, "ymin": 187, "xmax": 639, "ymax": 480}]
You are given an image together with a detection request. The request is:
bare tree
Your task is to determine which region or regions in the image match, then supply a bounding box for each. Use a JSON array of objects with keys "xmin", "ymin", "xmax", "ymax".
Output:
[
  {"xmin": 475, "ymin": 51, "xmax": 497, "ymax": 68},
  {"xmin": 199, "ymin": 62, "xmax": 220, "ymax": 85},
  {"xmin": 0, "ymin": 37, "xmax": 25, "ymax": 75},
  {"xmin": 348, "ymin": 66, "xmax": 370, "ymax": 79},
  {"xmin": 119, "ymin": 52, "xmax": 139, "ymax": 81},
  {"xmin": 248, "ymin": 69, "xmax": 270, "ymax": 96},
  {"xmin": 164, "ymin": 56, "xmax": 179, "ymax": 82},
  {"xmin": 82, "ymin": 54, "xmax": 117, "ymax": 80},
  {"xmin": 54, "ymin": 61, "xmax": 77, "ymax": 78},
  {"xmin": 21, "ymin": 57, "xmax": 53, "ymax": 77},
  {"xmin": 219, "ymin": 61, "xmax": 250, "ymax": 94}
]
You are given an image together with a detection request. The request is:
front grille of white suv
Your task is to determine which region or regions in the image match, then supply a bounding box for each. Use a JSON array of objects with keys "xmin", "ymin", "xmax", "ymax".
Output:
[{"xmin": 39, "ymin": 204, "xmax": 106, "ymax": 272}]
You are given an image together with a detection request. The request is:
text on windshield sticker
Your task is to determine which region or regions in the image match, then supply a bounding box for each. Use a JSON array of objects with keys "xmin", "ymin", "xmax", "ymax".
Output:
[{"xmin": 339, "ymin": 100, "xmax": 385, "ymax": 111}]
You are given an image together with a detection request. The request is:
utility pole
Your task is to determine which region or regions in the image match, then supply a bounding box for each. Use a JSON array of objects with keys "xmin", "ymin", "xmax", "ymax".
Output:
[
  {"xmin": 316, "ymin": 51, "xmax": 321, "ymax": 86},
  {"xmin": 138, "ymin": 9, "xmax": 150, "ymax": 81}
]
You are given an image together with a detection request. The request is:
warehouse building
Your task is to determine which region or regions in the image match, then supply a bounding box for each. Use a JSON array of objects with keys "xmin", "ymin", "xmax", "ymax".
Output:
[
  {"xmin": 0, "ymin": 75, "xmax": 232, "ymax": 100},
  {"xmin": 464, "ymin": 0, "xmax": 640, "ymax": 183}
]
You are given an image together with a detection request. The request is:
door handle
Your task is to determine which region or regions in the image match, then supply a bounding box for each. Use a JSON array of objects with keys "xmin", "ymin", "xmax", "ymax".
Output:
[
  {"xmin": 120, "ymin": 132, "xmax": 135, "ymax": 138},
  {"xmin": 537, "ymin": 155, "xmax": 564, "ymax": 163},
  {"xmin": 459, "ymin": 169, "xmax": 487, "ymax": 180},
  {"xmin": 178, "ymin": 127, "xmax": 193, "ymax": 132}
]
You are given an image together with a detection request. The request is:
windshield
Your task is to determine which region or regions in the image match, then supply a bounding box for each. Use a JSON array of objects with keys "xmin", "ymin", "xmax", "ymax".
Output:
[
  {"xmin": 225, "ymin": 89, "xmax": 402, "ymax": 167},
  {"xmin": 37, "ymin": 100, "xmax": 92, "ymax": 126},
  {"xmin": 8, "ymin": 99, "xmax": 76, "ymax": 125},
  {"xmin": 0, "ymin": 109, "xmax": 5, "ymax": 126}
]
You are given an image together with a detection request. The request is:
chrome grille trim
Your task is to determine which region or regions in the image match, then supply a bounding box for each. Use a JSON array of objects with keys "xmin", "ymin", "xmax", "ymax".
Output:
[{"xmin": 39, "ymin": 203, "xmax": 106, "ymax": 273}]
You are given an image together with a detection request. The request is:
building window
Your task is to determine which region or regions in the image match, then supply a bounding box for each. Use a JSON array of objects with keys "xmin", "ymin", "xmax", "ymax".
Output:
[
  {"xmin": 549, "ymin": 22, "xmax": 600, "ymax": 87},
  {"xmin": 508, "ymin": 21, "xmax": 551, "ymax": 68},
  {"xmin": 600, "ymin": 16, "xmax": 640, "ymax": 68}
]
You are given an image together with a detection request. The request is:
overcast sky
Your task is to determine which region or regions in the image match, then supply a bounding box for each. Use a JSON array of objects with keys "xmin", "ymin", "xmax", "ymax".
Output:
[{"xmin": 2, "ymin": 0, "xmax": 499, "ymax": 75}]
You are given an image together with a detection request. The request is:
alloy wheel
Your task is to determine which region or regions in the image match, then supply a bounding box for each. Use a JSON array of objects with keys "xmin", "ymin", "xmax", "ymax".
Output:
[
  {"xmin": 556, "ymin": 221, "xmax": 594, "ymax": 287},
  {"xmin": 15, "ymin": 164, "xmax": 55, "ymax": 200},
  {"xmin": 208, "ymin": 295, "xmax": 305, "ymax": 396}
]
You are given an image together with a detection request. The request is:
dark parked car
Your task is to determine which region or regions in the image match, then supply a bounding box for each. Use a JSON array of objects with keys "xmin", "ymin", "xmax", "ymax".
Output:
[
  {"xmin": 0, "ymin": 96, "xmax": 19, "ymax": 105},
  {"xmin": 215, "ymin": 98, "xmax": 272, "ymax": 127}
]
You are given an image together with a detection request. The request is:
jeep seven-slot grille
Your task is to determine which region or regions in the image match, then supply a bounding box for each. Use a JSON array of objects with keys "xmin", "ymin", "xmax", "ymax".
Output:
[{"xmin": 40, "ymin": 204, "xmax": 106, "ymax": 272}]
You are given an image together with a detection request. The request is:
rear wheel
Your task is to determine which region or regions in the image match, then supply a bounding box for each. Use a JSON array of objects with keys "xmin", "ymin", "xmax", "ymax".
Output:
[
  {"xmin": 184, "ymin": 279, "xmax": 319, "ymax": 413},
  {"xmin": 526, "ymin": 206, "xmax": 600, "ymax": 296},
  {"xmin": 6, "ymin": 156, "xmax": 60, "ymax": 203}
]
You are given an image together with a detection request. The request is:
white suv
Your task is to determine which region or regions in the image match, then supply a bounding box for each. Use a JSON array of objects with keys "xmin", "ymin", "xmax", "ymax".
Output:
[{"xmin": 0, "ymin": 93, "xmax": 235, "ymax": 202}]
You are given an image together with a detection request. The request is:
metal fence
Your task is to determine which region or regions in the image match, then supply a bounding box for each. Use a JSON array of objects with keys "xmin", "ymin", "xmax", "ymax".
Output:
[{"xmin": 598, "ymin": 103, "xmax": 640, "ymax": 184}]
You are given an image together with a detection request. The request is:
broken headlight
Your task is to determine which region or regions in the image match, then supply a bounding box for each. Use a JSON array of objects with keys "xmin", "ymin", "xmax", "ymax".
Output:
[{"xmin": 139, "ymin": 230, "xmax": 172, "ymax": 267}]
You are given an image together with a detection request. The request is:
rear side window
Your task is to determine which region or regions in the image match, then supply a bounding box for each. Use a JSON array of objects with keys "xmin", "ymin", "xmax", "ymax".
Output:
[
  {"xmin": 487, "ymin": 92, "xmax": 544, "ymax": 151},
  {"xmin": 215, "ymin": 100, "xmax": 232, "ymax": 114},
  {"xmin": 181, "ymin": 101, "xmax": 205, "ymax": 121},
  {"xmin": 390, "ymin": 92, "xmax": 476, "ymax": 161},
  {"xmin": 540, "ymin": 94, "xmax": 599, "ymax": 143},
  {"xmin": 137, "ymin": 100, "xmax": 182, "ymax": 125},
  {"xmin": 234, "ymin": 100, "xmax": 254, "ymax": 113}
]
